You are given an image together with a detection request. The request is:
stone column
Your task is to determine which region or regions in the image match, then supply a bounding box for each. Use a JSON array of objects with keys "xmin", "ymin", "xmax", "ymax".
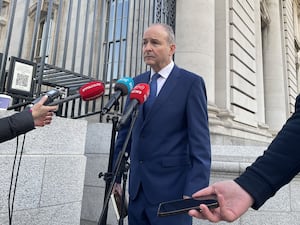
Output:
[
  {"xmin": 255, "ymin": 0, "xmax": 266, "ymax": 124},
  {"xmin": 175, "ymin": 0, "xmax": 217, "ymax": 115},
  {"xmin": 263, "ymin": 0, "xmax": 288, "ymax": 132},
  {"xmin": 213, "ymin": 0, "xmax": 233, "ymax": 128}
]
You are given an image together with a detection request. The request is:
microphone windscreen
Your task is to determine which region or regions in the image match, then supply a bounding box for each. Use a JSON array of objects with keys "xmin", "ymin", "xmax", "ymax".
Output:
[
  {"xmin": 79, "ymin": 81, "xmax": 105, "ymax": 101},
  {"xmin": 129, "ymin": 83, "xmax": 150, "ymax": 104},
  {"xmin": 115, "ymin": 77, "xmax": 134, "ymax": 96}
]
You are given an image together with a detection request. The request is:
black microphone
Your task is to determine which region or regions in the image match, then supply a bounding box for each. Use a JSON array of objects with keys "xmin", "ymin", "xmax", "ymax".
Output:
[
  {"xmin": 101, "ymin": 77, "xmax": 134, "ymax": 115},
  {"xmin": 117, "ymin": 83, "xmax": 149, "ymax": 130}
]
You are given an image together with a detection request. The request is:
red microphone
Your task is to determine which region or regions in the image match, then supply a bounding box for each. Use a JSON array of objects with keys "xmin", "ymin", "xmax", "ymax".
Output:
[
  {"xmin": 48, "ymin": 81, "xmax": 105, "ymax": 105},
  {"xmin": 79, "ymin": 81, "xmax": 105, "ymax": 101},
  {"xmin": 129, "ymin": 83, "xmax": 150, "ymax": 103},
  {"xmin": 117, "ymin": 83, "xmax": 150, "ymax": 129}
]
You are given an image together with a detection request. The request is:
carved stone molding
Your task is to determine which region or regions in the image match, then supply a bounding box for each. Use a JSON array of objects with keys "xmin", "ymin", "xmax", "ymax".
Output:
[
  {"xmin": 28, "ymin": 0, "xmax": 59, "ymax": 19},
  {"xmin": 0, "ymin": 0, "xmax": 9, "ymax": 27},
  {"xmin": 261, "ymin": 0, "xmax": 271, "ymax": 28},
  {"xmin": 1, "ymin": 0, "xmax": 10, "ymax": 7}
]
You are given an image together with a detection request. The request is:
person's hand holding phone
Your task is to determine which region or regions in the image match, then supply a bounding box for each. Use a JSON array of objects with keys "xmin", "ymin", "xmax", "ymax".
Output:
[
  {"xmin": 157, "ymin": 195, "xmax": 219, "ymax": 216},
  {"xmin": 188, "ymin": 180, "xmax": 254, "ymax": 222}
]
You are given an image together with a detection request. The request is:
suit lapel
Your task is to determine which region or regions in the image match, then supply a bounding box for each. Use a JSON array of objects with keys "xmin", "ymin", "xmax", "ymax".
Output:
[{"xmin": 142, "ymin": 66, "xmax": 180, "ymax": 124}]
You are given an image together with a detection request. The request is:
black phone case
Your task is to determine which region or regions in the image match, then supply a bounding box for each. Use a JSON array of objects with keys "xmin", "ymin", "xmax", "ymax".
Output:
[{"xmin": 157, "ymin": 197, "xmax": 219, "ymax": 216}]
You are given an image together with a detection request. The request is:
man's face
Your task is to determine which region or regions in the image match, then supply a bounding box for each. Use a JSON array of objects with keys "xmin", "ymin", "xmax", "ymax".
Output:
[{"xmin": 142, "ymin": 25, "xmax": 175, "ymax": 72}]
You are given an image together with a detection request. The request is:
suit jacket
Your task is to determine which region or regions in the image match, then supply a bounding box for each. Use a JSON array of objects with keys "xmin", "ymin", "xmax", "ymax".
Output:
[
  {"xmin": 0, "ymin": 110, "xmax": 34, "ymax": 143},
  {"xmin": 235, "ymin": 94, "xmax": 300, "ymax": 209},
  {"xmin": 114, "ymin": 65, "xmax": 211, "ymax": 204}
]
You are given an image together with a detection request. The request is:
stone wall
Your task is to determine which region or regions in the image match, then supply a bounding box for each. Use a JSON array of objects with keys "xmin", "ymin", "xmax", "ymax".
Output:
[
  {"xmin": 0, "ymin": 112, "xmax": 87, "ymax": 225},
  {"xmin": 80, "ymin": 122, "xmax": 122, "ymax": 225}
]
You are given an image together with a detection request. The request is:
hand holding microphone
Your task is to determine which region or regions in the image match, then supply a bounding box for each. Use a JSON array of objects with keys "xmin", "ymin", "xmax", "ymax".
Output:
[
  {"xmin": 117, "ymin": 83, "xmax": 149, "ymax": 130},
  {"xmin": 30, "ymin": 95, "xmax": 58, "ymax": 127}
]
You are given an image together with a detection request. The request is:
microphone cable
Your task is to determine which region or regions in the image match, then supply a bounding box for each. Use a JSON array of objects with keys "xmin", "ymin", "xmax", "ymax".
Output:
[{"xmin": 8, "ymin": 134, "xmax": 26, "ymax": 225}]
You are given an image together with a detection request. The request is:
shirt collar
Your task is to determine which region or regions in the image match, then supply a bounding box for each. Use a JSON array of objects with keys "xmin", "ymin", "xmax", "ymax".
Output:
[{"xmin": 151, "ymin": 61, "xmax": 174, "ymax": 79}]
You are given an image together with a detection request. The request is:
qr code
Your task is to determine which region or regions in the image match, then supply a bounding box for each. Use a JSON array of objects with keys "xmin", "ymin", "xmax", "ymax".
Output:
[{"xmin": 16, "ymin": 73, "xmax": 29, "ymax": 87}]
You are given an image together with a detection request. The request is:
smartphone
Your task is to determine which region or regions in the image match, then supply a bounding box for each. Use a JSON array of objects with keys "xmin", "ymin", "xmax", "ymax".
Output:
[{"xmin": 157, "ymin": 195, "xmax": 219, "ymax": 216}]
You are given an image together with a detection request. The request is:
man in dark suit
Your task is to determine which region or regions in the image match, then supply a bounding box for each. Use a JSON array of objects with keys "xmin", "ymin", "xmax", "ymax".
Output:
[
  {"xmin": 114, "ymin": 23, "xmax": 211, "ymax": 225},
  {"xmin": 189, "ymin": 95, "xmax": 300, "ymax": 222},
  {"xmin": 0, "ymin": 95, "xmax": 57, "ymax": 143}
]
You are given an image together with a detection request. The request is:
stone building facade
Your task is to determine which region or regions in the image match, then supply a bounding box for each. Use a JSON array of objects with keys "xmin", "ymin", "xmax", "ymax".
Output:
[{"xmin": 1, "ymin": 0, "xmax": 300, "ymax": 225}]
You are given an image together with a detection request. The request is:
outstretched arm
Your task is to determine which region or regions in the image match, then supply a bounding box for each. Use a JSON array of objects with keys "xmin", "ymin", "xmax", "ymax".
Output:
[{"xmin": 0, "ymin": 95, "xmax": 58, "ymax": 143}]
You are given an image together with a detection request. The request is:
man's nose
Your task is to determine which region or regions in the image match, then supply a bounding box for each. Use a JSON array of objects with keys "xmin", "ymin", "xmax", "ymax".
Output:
[{"xmin": 143, "ymin": 43, "xmax": 152, "ymax": 51}]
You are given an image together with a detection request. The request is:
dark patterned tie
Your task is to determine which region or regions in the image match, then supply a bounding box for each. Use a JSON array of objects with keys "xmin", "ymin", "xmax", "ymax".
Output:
[{"xmin": 144, "ymin": 73, "xmax": 160, "ymax": 115}]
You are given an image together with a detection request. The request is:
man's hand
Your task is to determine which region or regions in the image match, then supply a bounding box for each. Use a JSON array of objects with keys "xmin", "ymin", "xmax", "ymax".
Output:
[
  {"xmin": 31, "ymin": 95, "xmax": 58, "ymax": 127},
  {"xmin": 113, "ymin": 183, "xmax": 122, "ymax": 196},
  {"xmin": 188, "ymin": 180, "xmax": 254, "ymax": 223}
]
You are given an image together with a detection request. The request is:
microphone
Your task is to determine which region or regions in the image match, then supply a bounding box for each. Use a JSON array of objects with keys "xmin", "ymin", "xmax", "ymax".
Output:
[
  {"xmin": 117, "ymin": 83, "xmax": 149, "ymax": 129},
  {"xmin": 101, "ymin": 77, "xmax": 134, "ymax": 115},
  {"xmin": 48, "ymin": 81, "xmax": 105, "ymax": 106}
]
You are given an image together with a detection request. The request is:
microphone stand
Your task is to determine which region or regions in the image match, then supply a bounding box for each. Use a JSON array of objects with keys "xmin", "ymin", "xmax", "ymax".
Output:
[
  {"xmin": 98, "ymin": 105, "xmax": 139, "ymax": 225},
  {"xmin": 98, "ymin": 100, "xmax": 120, "ymax": 225}
]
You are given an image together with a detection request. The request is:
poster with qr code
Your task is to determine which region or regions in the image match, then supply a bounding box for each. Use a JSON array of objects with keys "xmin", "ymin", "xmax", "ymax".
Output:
[
  {"xmin": 7, "ymin": 57, "xmax": 36, "ymax": 96},
  {"xmin": 11, "ymin": 61, "xmax": 33, "ymax": 92}
]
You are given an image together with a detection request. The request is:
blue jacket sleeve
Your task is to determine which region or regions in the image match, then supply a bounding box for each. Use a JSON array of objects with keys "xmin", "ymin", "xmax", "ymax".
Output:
[
  {"xmin": 235, "ymin": 96, "xmax": 300, "ymax": 209},
  {"xmin": 184, "ymin": 75, "xmax": 211, "ymax": 196}
]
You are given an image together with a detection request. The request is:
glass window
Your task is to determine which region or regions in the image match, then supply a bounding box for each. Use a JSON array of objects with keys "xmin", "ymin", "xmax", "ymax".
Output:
[
  {"xmin": 36, "ymin": 17, "xmax": 53, "ymax": 63},
  {"xmin": 106, "ymin": 0, "xmax": 129, "ymax": 82}
]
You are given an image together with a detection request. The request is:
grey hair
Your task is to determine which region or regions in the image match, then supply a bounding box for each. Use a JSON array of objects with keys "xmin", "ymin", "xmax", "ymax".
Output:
[{"xmin": 150, "ymin": 23, "xmax": 175, "ymax": 44}]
